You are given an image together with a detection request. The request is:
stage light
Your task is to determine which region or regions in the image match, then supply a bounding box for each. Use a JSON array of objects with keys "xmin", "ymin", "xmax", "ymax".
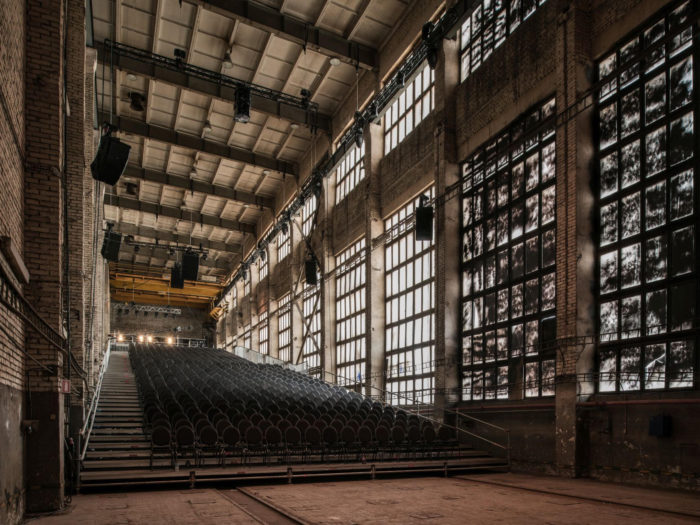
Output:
[
  {"xmin": 222, "ymin": 51, "xmax": 234, "ymax": 69},
  {"xmin": 138, "ymin": 335, "xmax": 144, "ymax": 343},
  {"xmin": 128, "ymin": 91, "xmax": 146, "ymax": 112},
  {"xmin": 167, "ymin": 336, "xmax": 174, "ymax": 345},
  {"xmin": 117, "ymin": 334, "xmax": 124, "ymax": 342},
  {"xmin": 147, "ymin": 335, "xmax": 153, "ymax": 343}
]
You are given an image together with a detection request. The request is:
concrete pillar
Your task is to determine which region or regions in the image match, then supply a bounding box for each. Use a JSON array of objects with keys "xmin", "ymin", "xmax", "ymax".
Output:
[
  {"xmin": 290, "ymin": 215, "xmax": 304, "ymax": 365},
  {"xmin": 319, "ymin": 176, "xmax": 337, "ymax": 383},
  {"xmin": 434, "ymin": 37, "xmax": 460, "ymax": 418},
  {"xmin": 554, "ymin": 0, "xmax": 594, "ymax": 477},
  {"xmin": 365, "ymin": 121, "xmax": 386, "ymax": 400}
]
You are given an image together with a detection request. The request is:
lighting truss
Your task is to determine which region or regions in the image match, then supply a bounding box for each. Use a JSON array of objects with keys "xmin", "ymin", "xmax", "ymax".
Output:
[
  {"xmin": 213, "ymin": 1, "xmax": 470, "ymax": 308},
  {"xmin": 114, "ymin": 303, "xmax": 182, "ymax": 316},
  {"xmin": 101, "ymin": 40, "xmax": 320, "ymax": 122}
]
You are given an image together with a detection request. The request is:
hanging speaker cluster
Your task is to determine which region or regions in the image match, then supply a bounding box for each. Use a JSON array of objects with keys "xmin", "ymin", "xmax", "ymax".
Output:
[
  {"xmin": 101, "ymin": 230, "xmax": 122, "ymax": 262},
  {"xmin": 415, "ymin": 195, "xmax": 434, "ymax": 241},
  {"xmin": 170, "ymin": 262, "xmax": 185, "ymax": 289},
  {"xmin": 234, "ymin": 85, "xmax": 251, "ymax": 123},
  {"xmin": 182, "ymin": 251, "xmax": 200, "ymax": 281},
  {"xmin": 91, "ymin": 130, "xmax": 131, "ymax": 185},
  {"xmin": 305, "ymin": 258, "xmax": 318, "ymax": 286}
]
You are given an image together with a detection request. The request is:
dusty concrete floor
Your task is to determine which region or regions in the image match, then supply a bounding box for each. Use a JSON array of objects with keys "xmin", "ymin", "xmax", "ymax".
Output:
[{"xmin": 26, "ymin": 473, "xmax": 700, "ymax": 524}]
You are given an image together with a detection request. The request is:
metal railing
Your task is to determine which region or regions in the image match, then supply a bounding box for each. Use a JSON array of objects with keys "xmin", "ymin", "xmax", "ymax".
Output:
[
  {"xmin": 228, "ymin": 345, "xmax": 309, "ymax": 374},
  {"xmin": 318, "ymin": 368, "xmax": 511, "ymax": 466},
  {"xmin": 79, "ymin": 339, "xmax": 112, "ymax": 461}
]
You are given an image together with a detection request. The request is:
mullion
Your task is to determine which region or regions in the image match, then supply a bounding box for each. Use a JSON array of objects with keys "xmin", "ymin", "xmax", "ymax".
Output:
[{"xmin": 595, "ymin": 0, "xmax": 698, "ymax": 393}]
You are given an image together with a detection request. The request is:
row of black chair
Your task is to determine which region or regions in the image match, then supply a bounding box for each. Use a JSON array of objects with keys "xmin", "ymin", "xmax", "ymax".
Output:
[{"xmin": 129, "ymin": 343, "xmax": 458, "ymax": 468}]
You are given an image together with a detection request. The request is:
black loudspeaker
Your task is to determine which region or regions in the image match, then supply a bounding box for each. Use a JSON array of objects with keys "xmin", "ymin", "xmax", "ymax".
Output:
[
  {"xmin": 91, "ymin": 135, "xmax": 131, "ymax": 185},
  {"xmin": 415, "ymin": 205, "xmax": 434, "ymax": 241},
  {"xmin": 100, "ymin": 231, "xmax": 122, "ymax": 262},
  {"xmin": 170, "ymin": 263, "xmax": 184, "ymax": 289},
  {"xmin": 305, "ymin": 259, "xmax": 318, "ymax": 285},
  {"xmin": 649, "ymin": 415, "xmax": 672, "ymax": 437},
  {"xmin": 182, "ymin": 251, "xmax": 199, "ymax": 281}
]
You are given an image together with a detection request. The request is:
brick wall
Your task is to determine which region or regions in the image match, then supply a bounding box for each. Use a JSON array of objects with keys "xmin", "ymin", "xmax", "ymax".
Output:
[{"xmin": 0, "ymin": 0, "xmax": 26, "ymax": 393}]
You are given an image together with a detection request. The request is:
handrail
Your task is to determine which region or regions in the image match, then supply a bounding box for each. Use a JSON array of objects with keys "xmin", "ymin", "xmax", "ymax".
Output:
[
  {"xmin": 79, "ymin": 338, "xmax": 112, "ymax": 461},
  {"xmin": 318, "ymin": 368, "xmax": 510, "ymax": 461}
]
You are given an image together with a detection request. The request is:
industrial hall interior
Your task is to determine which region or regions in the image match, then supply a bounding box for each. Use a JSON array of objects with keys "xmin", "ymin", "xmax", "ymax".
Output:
[{"xmin": 1, "ymin": 0, "xmax": 700, "ymax": 523}]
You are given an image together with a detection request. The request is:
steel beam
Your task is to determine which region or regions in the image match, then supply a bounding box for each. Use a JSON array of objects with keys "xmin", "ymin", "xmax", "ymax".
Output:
[
  {"xmin": 194, "ymin": 0, "xmax": 378, "ymax": 70},
  {"xmin": 95, "ymin": 42, "xmax": 331, "ymax": 133},
  {"xmin": 103, "ymin": 194, "xmax": 257, "ymax": 234},
  {"xmin": 100, "ymin": 112, "xmax": 298, "ymax": 176},
  {"xmin": 122, "ymin": 165, "xmax": 274, "ymax": 209},
  {"xmin": 118, "ymin": 245, "xmax": 233, "ymax": 270},
  {"xmin": 112, "ymin": 222, "xmax": 242, "ymax": 254}
]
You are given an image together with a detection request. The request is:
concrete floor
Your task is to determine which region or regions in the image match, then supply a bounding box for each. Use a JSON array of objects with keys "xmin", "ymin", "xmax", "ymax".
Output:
[{"xmin": 26, "ymin": 474, "xmax": 700, "ymax": 524}]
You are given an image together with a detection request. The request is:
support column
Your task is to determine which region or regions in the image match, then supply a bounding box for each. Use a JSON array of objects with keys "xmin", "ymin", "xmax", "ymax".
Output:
[
  {"xmin": 434, "ymin": 37, "xmax": 460, "ymax": 419},
  {"xmin": 319, "ymin": 177, "xmax": 336, "ymax": 383},
  {"xmin": 24, "ymin": 0, "xmax": 67, "ymax": 511},
  {"xmin": 554, "ymin": 0, "xmax": 594, "ymax": 478},
  {"xmin": 365, "ymin": 121, "xmax": 385, "ymax": 400}
]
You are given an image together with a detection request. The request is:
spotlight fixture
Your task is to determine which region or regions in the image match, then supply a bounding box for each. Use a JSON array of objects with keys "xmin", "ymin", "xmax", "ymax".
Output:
[
  {"xmin": 367, "ymin": 102, "xmax": 380, "ymax": 124},
  {"xmin": 201, "ymin": 253, "xmax": 207, "ymax": 261},
  {"xmin": 353, "ymin": 111, "xmax": 364, "ymax": 148},
  {"xmin": 167, "ymin": 336, "xmax": 174, "ymax": 345},
  {"xmin": 259, "ymin": 248, "xmax": 266, "ymax": 261},
  {"xmin": 422, "ymin": 22, "xmax": 439, "ymax": 70},
  {"xmin": 329, "ymin": 57, "xmax": 341, "ymax": 67},
  {"xmin": 128, "ymin": 91, "xmax": 146, "ymax": 112},
  {"xmin": 147, "ymin": 335, "xmax": 153, "ymax": 343},
  {"xmin": 241, "ymin": 266, "xmax": 248, "ymax": 280},
  {"xmin": 222, "ymin": 51, "xmax": 234, "ymax": 69},
  {"xmin": 169, "ymin": 247, "xmax": 175, "ymax": 256},
  {"xmin": 174, "ymin": 48, "xmax": 186, "ymax": 62},
  {"xmin": 234, "ymin": 85, "xmax": 251, "ymax": 123},
  {"xmin": 281, "ymin": 221, "xmax": 289, "ymax": 236},
  {"xmin": 117, "ymin": 334, "xmax": 125, "ymax": 342},
  {"xmin": 300, "ymin": 88, "xmax": 311, "ymax": 108},
  {"xmin": 133, "ymin": 244, "xmax": 140, "ymax": 253},
  {"xmin": 138, "ymin": 335, "xmax": 144, "ymax": 343},
  {"xmin": 203, "ymin": 120, "xmax": 212, "ymax": 133}
]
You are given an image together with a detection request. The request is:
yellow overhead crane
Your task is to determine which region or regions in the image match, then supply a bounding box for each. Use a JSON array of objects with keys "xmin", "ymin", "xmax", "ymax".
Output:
[{"xmin": 109, "ymin": 267, "xmax": 222, "ymax": 309}]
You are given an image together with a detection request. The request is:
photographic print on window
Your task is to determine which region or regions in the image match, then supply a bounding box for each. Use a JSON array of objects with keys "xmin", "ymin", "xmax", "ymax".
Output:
[
  {"xmin": 596, "ymin": 1, "xmax": 697, "ymax": 393},
  {"xmin": 461, "ymin": 96, "xmax": 557, "ymax": 401}
]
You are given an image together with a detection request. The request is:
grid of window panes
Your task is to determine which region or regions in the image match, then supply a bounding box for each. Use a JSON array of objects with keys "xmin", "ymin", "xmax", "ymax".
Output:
[
  {"xmin": 242, "ymin": 324, "xmax": 251, "ymax": 349},
  {"xmin": 243, "ymin": 272, "xmax": 251, "ymax": 296},
  {"xmin": 459, "ymin": 0, "xmax": 547, "ymax": 82},
  {"xmin": 461, "ymin": 97, "xmax": 557, "ymax": 401},
  {"xmin": 278, "ymin": 294, "xmax": 292, "ymax": 362},
  {"xmin": 384, "ymin": 188, "xmax": 436, "ymax": 405},
  {"xmin": 302, "ymin": 280, "xmax": 322, "ymax": 376},
  {"xmin": 277, "ymin": 226, "xmax": 291, "ymax": 261},
  {"xmin": 335, "ymin": 238, "xmax": 367, "ymax": 388},
  {"xmin": 335, "ymin": 144, "xmax": 366, "ymax": 204},
  {"xmin": 384, "ymin": 63, "xmax": 435, "ymax": 155},
  {"xmin": 258, "ymin": 252, "xmax": 268, "ymax": 281},
  {"xmin": 302, "ymin": 194, "xmax": 318, "ymax": 237},
  {"xmin": 596, "ymin": 1, "xmax": 697, "ymax": 393},
  {"xmin": 258, "ymin": 310, "xmax": 269, "ymax": 355}
]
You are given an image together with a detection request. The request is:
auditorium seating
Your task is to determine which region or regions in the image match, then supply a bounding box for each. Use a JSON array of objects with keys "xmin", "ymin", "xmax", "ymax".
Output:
[{"xmin": 129, "ymin": 343, "xmax": 460, "ymax": 468}]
